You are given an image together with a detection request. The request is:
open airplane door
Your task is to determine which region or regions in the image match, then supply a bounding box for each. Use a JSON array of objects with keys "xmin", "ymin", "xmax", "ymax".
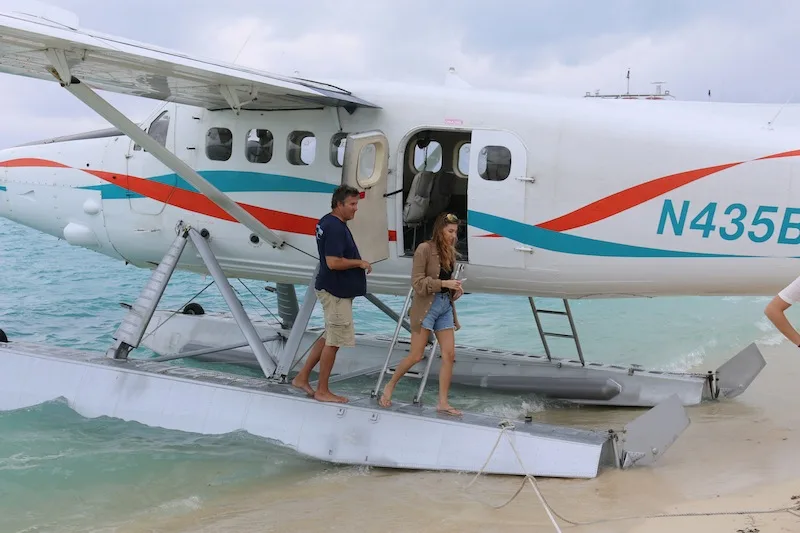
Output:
[
  {"xmin": 467, "ymin": 129, "xmax": 529, "ymax": 268},
  {"xmin": 341, "ymin": 131, "xmax": 390, "ymax": 264}
]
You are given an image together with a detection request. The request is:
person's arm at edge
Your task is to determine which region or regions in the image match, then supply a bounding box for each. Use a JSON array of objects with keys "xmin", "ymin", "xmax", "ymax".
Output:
[{"xmin": 765, "ymin": 295, "xmax": 800, "ymax": 345}]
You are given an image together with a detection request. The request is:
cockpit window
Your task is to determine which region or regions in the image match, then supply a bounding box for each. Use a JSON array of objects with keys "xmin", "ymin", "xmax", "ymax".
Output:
[{"xmin": 147, "ymin": 110, "xmax": 170, "ymax": 147}]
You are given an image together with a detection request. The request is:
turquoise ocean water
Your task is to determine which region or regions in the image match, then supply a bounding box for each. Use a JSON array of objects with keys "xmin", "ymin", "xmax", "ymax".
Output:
[{"xmin": 0, "ymin": 216, "xmax": 794, "ymax": 532}]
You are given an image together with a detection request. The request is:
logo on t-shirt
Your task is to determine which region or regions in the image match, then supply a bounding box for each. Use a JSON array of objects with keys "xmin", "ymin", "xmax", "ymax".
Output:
[{"xmin": 315, "ymin": 224, "xmax": 323, "ymax": 240}]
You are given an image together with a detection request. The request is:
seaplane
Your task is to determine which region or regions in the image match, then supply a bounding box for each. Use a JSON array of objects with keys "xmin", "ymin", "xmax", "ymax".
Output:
[{"xmin": 0, "ymin": 4, "xmax": 782, "ymax": 479}]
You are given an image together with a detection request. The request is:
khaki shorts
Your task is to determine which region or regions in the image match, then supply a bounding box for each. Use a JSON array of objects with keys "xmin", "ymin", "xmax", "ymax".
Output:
[{"xmin": 316, "ymin": 289, "xmax": 355, "ymax": 348}]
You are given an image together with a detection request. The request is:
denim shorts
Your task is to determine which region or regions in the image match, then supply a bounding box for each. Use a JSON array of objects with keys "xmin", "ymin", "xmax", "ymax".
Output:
[{"xmin": 422, "ymin": 292, "xmax": 454, "ymax": 332}]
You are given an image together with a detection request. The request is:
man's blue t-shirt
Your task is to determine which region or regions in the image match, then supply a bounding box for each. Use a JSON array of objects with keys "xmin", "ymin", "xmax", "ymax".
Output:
[{"xmin": 314, "ymin": 213, "xmax": 366, "ymax": 299}]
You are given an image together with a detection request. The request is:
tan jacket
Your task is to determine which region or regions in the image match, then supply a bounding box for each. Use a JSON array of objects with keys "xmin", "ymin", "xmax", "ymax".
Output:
[{"xmin": 408, "ymin": 241, "xmax": 461, "ymax": 333}]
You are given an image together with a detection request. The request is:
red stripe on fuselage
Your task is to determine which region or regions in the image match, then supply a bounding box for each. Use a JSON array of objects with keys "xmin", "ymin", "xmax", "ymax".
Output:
[
  {"xmin": 537, "ymin": 163, "xmax": 741, "ymax": 232},
  {"xmin": 83, "ymin": 169, "xmax": 397, "ymax": 240},
  {"xmin": 0, "ymin": 158, "xmax": 70, "ymax": 168}
]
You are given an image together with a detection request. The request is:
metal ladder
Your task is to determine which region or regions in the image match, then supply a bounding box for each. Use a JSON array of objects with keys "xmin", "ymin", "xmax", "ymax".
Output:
[
  {"xmin": 371, "ymin": 263, "xmax": 464, "ymax": 405},
  {"xmin": 528, "ymin": 297, "xmax": 585, "ymax": 366}
]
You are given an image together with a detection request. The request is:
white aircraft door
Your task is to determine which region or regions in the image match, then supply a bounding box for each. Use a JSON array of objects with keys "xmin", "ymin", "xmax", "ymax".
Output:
[
  {"xmin": 341, "ymin": 130, "xmax": 390, "ymax": 264},
  {"xmin": 466, "ymin": 129, "xmax": 528, "ymax": 268},
  {"xmin": 125, "ymin": 107, "xmax": 178, "ymax": 215}
]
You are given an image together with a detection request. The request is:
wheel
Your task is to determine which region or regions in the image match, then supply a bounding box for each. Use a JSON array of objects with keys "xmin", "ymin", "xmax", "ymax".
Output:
[
  {"xmin": 182, "ymin": 303, "xmax": 205, "ymax": 315},
  {"xmin": 0, "ymin": 329, "xmax": 7, "ymax": 343}
]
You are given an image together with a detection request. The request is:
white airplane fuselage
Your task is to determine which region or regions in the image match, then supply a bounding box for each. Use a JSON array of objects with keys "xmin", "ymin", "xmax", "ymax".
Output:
[{"xmin": 2, "ymin": 80, "xmax": 800, "ymax": 299}]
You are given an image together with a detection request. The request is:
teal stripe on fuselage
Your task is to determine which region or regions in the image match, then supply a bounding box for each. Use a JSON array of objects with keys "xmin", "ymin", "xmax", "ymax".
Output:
[
  {"xmin": 0, "ymin": 185, "xmax": 6, "ymax": 192},
  {"xmin": 172, "ymin": 170, "xmax": 338, "ymax": 194},
  {"xmin": 79, "ymin": 170, "xmax": 338, "ymax": 199},
  {"xmin": 467, "ymin": 210, "xmax": 758, "ymax": 258}
]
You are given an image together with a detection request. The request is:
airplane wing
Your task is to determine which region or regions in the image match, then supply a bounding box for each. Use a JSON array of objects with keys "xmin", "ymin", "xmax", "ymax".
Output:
[{"xmin": 0, "ymin": 6, "xmax": 379, "ymax": 112}]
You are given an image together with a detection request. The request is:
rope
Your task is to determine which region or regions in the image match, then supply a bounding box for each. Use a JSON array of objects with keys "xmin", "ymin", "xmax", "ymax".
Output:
[
  {"xmin": 285, "ymin": 241, "xmax": 319, "ymax": 261},
  {"xmin": 140, "ymin": 280, "xmax": 215, "ymax": 342},
  {"xmin": 236, "ymin": 278, "xmax": 282, "ymax": 325},
  {"xmin": 465, "ymin": 422, "xmax": 800, "ymax": 530}
]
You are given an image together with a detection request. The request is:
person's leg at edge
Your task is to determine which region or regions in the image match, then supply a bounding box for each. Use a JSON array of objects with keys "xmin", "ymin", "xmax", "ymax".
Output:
[
  {"xmin": 314, "ymin": 342, "xmax": 347, "ymax": 403},
  {"xmin": 378, "ymin": 326, "xmax": 430, "ymax": 407},
  {"xmin": 434, "ymin": 326, "xmax": 461, "ymax": 416},
  {"xmin": 291, "ymin": 335, "xmax": 325, "ymax": 396}
]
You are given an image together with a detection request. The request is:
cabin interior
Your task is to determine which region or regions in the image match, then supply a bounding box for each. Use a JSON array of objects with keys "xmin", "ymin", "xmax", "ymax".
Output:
[{"xmin": 400, "ymin": 129, "xmax": 471, "ymax": 260}]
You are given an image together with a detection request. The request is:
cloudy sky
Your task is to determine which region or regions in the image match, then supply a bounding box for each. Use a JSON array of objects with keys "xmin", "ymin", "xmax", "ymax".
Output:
[{"xmin": 0, "ymin": 0, "xmax": 798, "ymax": 147}]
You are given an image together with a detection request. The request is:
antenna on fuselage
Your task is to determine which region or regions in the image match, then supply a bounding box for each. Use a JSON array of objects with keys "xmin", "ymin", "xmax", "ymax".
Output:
[
  {"xmin": 626, "ymin": 68, "xmax": 630, "ymax": 95},
  {"xmin": 767, "ymin": 92, "xmax": 796, "ymax": 130},
  {"xmin": 232, "ymin": 24, "xmax": 258, "ymax": 64}
]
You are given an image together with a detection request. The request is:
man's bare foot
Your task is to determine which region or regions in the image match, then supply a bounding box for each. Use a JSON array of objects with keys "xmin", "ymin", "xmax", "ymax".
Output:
[
  {"xmin": 378, "ymin": 384, "xmax": 395, "ymax": 408},
  {"xmin": 314, "ymin": 390, "xmax": 349, "ymax": 403},
  {"xmin": 291, "ymin": 376, "xmax": 314, "ymax": 397},
  {"xmin": 436, "ymin": 404, "xmax": 462, "ymax": 416}
]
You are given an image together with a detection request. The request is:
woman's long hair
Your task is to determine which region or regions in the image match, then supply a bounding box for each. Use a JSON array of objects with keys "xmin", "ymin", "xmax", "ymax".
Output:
[{"xmin": 430, "ymin": 212, "xmax": 460, "ymax": 273}]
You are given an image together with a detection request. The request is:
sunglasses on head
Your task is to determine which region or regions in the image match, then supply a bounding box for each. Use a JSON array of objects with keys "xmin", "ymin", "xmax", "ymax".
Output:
[{"xmin": 445, "ymin": 213, "xmax": 459, "ymax": 223}]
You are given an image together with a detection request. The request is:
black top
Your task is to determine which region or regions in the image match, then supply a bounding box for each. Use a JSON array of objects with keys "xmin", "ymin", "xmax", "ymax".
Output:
[
  {"xmin": 439, "ymin": 265, "xmax": 452, "ymax": 293},
  {"xmin": 314, "ymin": 213, "xmax": 366, "ymax": 299}
]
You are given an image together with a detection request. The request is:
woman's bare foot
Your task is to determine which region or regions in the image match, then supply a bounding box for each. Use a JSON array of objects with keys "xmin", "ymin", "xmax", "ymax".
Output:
[
  {"xmin": 314, "ymin": 390, "xmax": 349, "ymax": 403},
  {"xmin": 378, "ymin": 383, "xmax": 395, "ymax": 408},
  {"xmin": 436, "ymin": 404, "xmax": 462, "ymax": 416},
  {"xmin": 291, "ymin": 376, "xmax": 314, "ymax": 397}
]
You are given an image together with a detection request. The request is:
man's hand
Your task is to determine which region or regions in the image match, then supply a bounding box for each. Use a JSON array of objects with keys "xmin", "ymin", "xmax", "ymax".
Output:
[{"xmin": 325, "ymin": 256, "xmax": 372, "ymax": 272}]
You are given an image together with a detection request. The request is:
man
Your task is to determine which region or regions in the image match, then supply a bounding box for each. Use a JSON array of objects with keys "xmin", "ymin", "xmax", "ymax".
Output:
[
  {"xmin": 292, "ymin": 184, "xmax": 372, "ymax": 403},
  {"xmin": 764, "ymin": 275, "xmax": 800, "ymax": 345}
]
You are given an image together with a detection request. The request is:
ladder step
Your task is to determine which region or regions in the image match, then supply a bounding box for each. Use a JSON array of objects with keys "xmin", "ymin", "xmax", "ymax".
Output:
[
  {"xmin": 542, "ymin": 332, "xmax": 575, "ymax": 339},
  {"xmin": 386, "ymin": 368, "xmax": 423, "ymax": 379},
  {"xmin": 535, "ymin": 309, "xmax": 569, "ymax": 316}
]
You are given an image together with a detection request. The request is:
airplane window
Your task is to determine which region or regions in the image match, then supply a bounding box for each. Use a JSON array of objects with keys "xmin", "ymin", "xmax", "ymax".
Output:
[
  {"xmin": 206, "ymin": 127, "xmax": 232, "ymax": 161},
  {"xmin": 478, "ymin": 146, "xmax": 511, "ymax": 181},
  {"xmin": 455, "ymin": 142, "xmax": 470, "ymax": 177},
  {"xmin": 330, "ymin": 132, "xmax": 348, "ymax": 167},
  {"xmin": 245, "ymin": 129, "xmax": 273, "ymax": 163},
  {"xmin": 357, "ymin": 143, "xmax": 377, "ymax": 186},
  {"xmin": 413, "ymin": 140, "xmax": 442, "ymax": 173},
  {"xmin": 288, "ymin": 131, "xmax": 316, "ymax": 166}
]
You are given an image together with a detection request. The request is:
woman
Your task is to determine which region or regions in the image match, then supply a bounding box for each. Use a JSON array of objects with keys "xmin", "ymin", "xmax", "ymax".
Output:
[{"xmin": 378, "ymin": 212, "xmax": 464, "ymax": 416}]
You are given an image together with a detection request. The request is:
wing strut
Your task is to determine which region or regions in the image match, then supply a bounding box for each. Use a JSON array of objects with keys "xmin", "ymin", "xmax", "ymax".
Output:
[{"xmin": 47, "ymin": 66, "xmax": 286, "ymax": 249}]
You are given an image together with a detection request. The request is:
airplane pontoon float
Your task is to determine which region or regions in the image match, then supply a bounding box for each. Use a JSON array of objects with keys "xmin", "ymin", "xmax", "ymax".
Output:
[{"xmin": 1, "ymin": 224, "xmax": 697, "ymax": 479}]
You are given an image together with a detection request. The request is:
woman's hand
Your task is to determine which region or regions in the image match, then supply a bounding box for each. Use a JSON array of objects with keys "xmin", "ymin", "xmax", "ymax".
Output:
[
  {"xmin": 441, "ymin": 279, "xmax": 462, "ymax": 290},
  {"xmin": 452, "ymin": 286, "xmax": 464, "ymax": 301}
]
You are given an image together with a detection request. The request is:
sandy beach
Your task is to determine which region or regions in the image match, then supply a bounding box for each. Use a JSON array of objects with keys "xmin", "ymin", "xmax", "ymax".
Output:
[{"xmin": 110, "ymin": 339, "xmax": 800, "ymax": 533}]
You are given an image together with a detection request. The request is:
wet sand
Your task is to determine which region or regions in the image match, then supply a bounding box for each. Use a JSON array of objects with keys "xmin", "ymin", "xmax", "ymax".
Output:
[{"xmin": 112, "ymin": 340, "xmax": 800, "ymax": 533}]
